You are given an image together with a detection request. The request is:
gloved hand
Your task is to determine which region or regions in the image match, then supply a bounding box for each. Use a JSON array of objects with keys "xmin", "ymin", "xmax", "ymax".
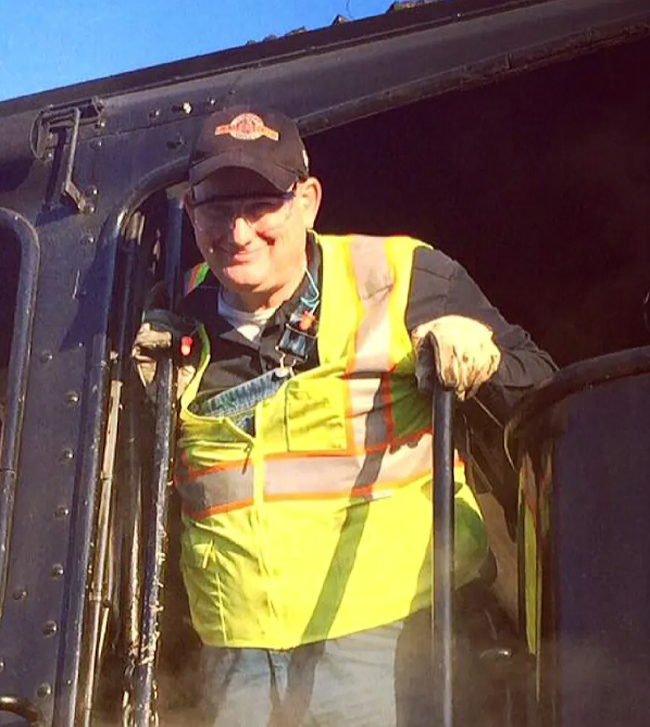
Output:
[
  {"xmin": 131, "ymin": 308, "xmax": 197, "ymax": 400},
  {"xmin": 411, "ymin": 315, "xmax": 501, "ymax": 400}
]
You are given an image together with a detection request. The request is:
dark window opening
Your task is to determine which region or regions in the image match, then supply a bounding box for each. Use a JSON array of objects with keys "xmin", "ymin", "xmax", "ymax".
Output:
[{"xmin": 309, "ymin": 35, "xmax": 650, "ymax": 367}]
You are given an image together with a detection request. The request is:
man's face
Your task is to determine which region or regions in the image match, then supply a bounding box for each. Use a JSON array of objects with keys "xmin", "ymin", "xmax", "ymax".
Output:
[{"xmin": 186, "ymin": 168, "xmax": 321, "ymax": 308}]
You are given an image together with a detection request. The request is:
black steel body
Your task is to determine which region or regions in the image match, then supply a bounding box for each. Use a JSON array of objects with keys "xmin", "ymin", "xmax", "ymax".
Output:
[
  {"xmin": 506, "ymin": 347, "xmax": 650, "ymax": 726},
  {"xmin": 0, "ymin": 0, "xmax": 649, "ymax": 725}
]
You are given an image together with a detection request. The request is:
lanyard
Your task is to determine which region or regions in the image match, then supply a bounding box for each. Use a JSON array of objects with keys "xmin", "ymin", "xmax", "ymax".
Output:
[{"xmin": 275, "ymin": 265, "xmax": 320, "ymax": 365}]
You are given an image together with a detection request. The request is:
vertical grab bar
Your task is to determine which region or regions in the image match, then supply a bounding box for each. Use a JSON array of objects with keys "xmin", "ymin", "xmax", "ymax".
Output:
[
  {"xmin": 131, "ymin": 194, "xmax": 184, "ymax": 727},
  {"xmin": 432, "ymin": 385, "xmax": 455, "ymax": 727}
]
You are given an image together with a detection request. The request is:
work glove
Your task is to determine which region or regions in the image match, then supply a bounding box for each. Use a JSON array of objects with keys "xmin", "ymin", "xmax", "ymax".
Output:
[
  {"xmin": 131, "ymin": 307, "xmax": 198, "ymax": 400},
  {"xmin": 411, "ymin": 315, "xmax": 501, "ymax": 401}
]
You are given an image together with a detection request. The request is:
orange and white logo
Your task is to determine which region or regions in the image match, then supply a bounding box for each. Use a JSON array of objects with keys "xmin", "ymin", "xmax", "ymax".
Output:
[{"xmin": 215, "ymin": 113, "xmax": 280, "ymax": 142}]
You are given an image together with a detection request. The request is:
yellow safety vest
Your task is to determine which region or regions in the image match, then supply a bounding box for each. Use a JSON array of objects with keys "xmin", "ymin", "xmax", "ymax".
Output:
[{"xmin": 176, "ymin": 233, "xmax": 487, "ymax": 648}]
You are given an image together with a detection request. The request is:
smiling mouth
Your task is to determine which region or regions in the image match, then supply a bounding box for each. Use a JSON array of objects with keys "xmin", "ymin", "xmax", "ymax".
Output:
[{"xmin": 213, "ymin": 244, "xmax": 261, "ymax": 258}]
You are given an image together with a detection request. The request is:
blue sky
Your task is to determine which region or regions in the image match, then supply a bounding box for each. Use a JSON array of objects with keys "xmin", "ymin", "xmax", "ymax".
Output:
[{"xmin": 0, "ymin": 0, "xmax": 397, "ymax": 102}]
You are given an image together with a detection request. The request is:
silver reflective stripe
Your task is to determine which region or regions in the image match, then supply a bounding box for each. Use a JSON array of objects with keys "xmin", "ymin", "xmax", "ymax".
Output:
[
  {"xmin": 265, "ymin": 430, "xmax": 432, "ymax": 497},
  {"xmin": 347, "ymin": 236, "xmax": 393, "ymax": 374},
  {"xmin": 346, "ymin": 377, "xmax": 391, "ymax": 449},
  {"xmin": 345, "ymin": 236, "xmax": 396, "ymax": 451},
  {"xmin": 176, "ymin": 463, "xmax": 254, "ymax": 517}
]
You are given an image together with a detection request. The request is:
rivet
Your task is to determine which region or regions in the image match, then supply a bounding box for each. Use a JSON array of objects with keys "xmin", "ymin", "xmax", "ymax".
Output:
[
  {"xmin": 90, "ymin": 139, "xmax": 102, "ymax": 150},
  {"xmin": 50, "ymin": 564, "xmax": 64, "ymax": 579},
  {"xmin": 83, "ymin": 203, "xmax": 96, "ymax": 215},
  {"xmin": 85, "ymin": 185, "xmax": 98, "ymax": 197},
  {"xmin": 59, "ymin": 448, "xmax": 74, "ymax": 463},
  {"xmin": 81, "ymin": 234, "xmax": 95, "ymax": 246},
  {"xmin": 65, "ymin": 391, "xmax": 80, "ymax": 407},
  {"xmin": 149, "ymin": 109, "xmax": 161, "ymax": 119},
  {"xmin": 37, "ymin": 683, "xmax": 52, "ymax": 699},
  {"xmin": 43, "ymin": 621, "xmax": 58, "ymax": 637},
  {"xmin": 182, "ymin": 102, "xmax": 192, "ymax": 114},
  {"xmin": 95, "ymin": 119, "xmax": 106, "ymax": 129},
  {"xmin": 12, "ymin": 587, "xmax": 27, "ymax": 601},
  {"xmin": 45, "ymin": 150, "xmax": 54, "ymax": 162},
  {"xmin": 166, "ymin": 135, "xmax": 184, "ymax": 150},
  {"xmin": 208, "ymin": 98, "xmax": 216, "ymax": 106},
  {"xmin": 0, "ymin": 658, "xmax": 5, "ymax": 672},
  {"xmin": 54, "ymin": 505, "xmax": 70, "ymax": 519},
  {"xmin": 40, "ymin": 350, "xmax": 53, "ymax": 363}
]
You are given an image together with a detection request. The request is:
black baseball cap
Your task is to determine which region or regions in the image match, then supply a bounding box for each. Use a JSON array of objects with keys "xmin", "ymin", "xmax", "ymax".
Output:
[{"xmin": 188, "ymin": 106, "xmax": 310, "ymax": 192}]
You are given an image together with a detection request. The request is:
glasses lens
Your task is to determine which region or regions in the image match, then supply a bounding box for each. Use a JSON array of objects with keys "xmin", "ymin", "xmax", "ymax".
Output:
[
  {"xmin": 241, "ymin": 198, "xmax": 288, "ymax": 226},
  {"xmin": 194, "ymin": 194, "xmax": 293, "ymax": 232}
]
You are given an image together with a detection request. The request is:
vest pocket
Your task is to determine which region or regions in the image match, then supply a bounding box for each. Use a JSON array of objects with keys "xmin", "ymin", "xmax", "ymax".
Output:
[{"xmin": 285, "ymin": 378, "xmax": 349, "ymax": 452}]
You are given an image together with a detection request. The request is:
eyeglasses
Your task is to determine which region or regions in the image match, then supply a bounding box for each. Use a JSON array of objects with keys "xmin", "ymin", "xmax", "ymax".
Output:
[{"xmin": 188, "ymin": 186, "xmax": 297, "ymax": 233}]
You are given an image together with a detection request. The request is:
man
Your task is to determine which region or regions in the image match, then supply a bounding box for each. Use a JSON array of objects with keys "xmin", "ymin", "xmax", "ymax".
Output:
[{"xmin": 133, "ymin": 105, "xmax": 555, "ymax": 727}]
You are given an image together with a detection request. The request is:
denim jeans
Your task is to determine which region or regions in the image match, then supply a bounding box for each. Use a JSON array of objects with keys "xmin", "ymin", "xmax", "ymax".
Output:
[
  {"xmin": 199, "ymin": 621, "xmax": 417, "ymax": 727},
  {"xmin": 190, "ymin": 367, "xmax": 292, "ymax": 433}
]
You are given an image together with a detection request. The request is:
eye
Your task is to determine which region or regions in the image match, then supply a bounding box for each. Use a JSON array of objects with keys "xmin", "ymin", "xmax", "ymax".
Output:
[
  {"xmin": 200, "ymin": 203, "xmax": 230, "ymax": 224},
  {"xmin": 243, "ymin": 198, "xmax": 284, "ymax": 221}
]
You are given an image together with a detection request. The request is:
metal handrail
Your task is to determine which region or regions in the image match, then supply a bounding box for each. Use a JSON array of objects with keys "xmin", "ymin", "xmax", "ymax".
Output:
[
  {"xmin": 432, "ymin": 385, "xmax": 455, "ymax": 727},
  {"xmin": 0, "ymin": 694, "xmax": 45, "ymax": 726},
  {"xmin": 130, "ymin": 194, "xmax": 184, "ymax": 727}
]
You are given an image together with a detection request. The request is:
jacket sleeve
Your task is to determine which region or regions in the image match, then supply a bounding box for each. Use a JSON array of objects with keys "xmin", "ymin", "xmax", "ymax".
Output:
[
  {"xmin": 405, "ymin": 245, "xmax": 557, "ymax": 414},
  {"xmin": 406, "ymin": 245, "xmax": 556, "ymax": 526}
]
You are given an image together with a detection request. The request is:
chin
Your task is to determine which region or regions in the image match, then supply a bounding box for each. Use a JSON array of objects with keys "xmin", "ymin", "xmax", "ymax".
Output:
[{"xmin": 222, "ymin": 266, "xmax": 270, "ymax": 292}]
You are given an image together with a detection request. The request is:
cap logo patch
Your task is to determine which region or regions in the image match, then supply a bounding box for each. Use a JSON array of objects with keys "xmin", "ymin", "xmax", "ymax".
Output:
[{"xmin": 215, "ymin": 113, "xmax": 280, "ymax": 142}]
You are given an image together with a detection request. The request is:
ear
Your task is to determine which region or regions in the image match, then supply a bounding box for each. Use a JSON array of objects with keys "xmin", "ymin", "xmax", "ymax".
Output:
[
  {"xmin": 182, "ymin": 187, "xmax": 194, "ymax": 219},
  {"xmin": 295, "ymin": 176, "xmax": 322, "ymax": 229},
  {"xmin": 182, "ymin": 189, "xmax": 202, "ymax": 239}
]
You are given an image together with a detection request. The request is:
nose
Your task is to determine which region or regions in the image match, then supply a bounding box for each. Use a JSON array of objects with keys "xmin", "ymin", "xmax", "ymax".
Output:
[{"xmin": 228, "ymin": 214, "xmax": 255, "ymax": 246}]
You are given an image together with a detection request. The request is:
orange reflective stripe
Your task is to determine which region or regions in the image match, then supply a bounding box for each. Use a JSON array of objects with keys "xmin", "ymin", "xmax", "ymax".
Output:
[{"xmin": 176, "ymin": 462, "xmax": 254, "ymax": 518}]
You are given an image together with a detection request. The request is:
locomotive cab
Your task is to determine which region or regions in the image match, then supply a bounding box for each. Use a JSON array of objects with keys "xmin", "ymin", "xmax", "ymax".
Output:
[{"xmin": 1, "ymin": 1, "xmax": 650, "ymax": 724}]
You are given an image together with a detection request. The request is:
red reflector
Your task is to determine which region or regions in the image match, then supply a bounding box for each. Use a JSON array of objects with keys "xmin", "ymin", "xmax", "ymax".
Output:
[{"xmin": 180, "ymin": 336, "xmax": 193, "ymax": 357}]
